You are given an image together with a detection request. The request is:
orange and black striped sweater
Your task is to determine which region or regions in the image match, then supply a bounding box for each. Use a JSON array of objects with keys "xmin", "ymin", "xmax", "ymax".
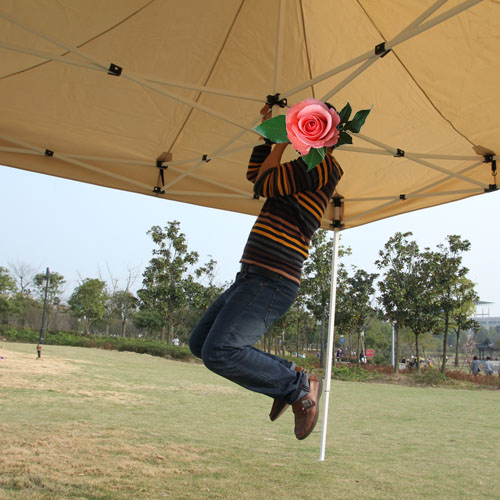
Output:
[{"xmin": 240, "ymin": 144, "xmax": 343, "ymax": 284}]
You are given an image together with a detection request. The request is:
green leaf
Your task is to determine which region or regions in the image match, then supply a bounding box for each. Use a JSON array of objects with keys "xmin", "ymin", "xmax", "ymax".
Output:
[
  {"xmin": 336, "ymin": 131, "xmax": 353, "ymax": 148},
  {"xmin": 338, "ymin": 102, "xmax": 352, "ymax": 126},
  {"xmin": 254, "ymin": 115, "xmax": 289, "ymax": 143},
  {"xmin": 302, "ymin": 147, "xmax": 326, "ymax": 171},
  {"xmin": 345, "ymin": 108, "xmax": 371, "ymax": 133}
]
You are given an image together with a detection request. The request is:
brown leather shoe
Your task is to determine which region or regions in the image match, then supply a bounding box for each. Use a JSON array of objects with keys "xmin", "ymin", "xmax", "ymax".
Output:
[
  {"xmin": 292, "ymin": 374, "xmax": 323, "ymax": 440},
  {"xmin": 269, "ymin": 365, "xmax": 304, "ymax": 421}
]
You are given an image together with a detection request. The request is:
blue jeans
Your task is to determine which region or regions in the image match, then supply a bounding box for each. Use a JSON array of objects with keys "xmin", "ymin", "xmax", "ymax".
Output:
[{"xmin": 189, "ymin": 269, "xmax": 305, "ymax": 404}]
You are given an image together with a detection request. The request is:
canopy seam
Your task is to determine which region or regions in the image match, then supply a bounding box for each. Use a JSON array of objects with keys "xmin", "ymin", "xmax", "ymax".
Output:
[
  {"xmin": 164, "ymin": 0, "xmax": 246, "ymax": 154},
  {"xmin": 356, "ymin": 0, "xmax": 477, "ymax": 148},
  {"xmin": 0, "ymin": 0, "xmax": 154, "ymax": 80},
  {"xmin": 299, "ymin": 0, "xmax": 316, "ymax": 99}
]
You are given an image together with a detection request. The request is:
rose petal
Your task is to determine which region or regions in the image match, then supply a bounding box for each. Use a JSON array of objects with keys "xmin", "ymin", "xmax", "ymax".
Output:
[{"xmin": 286, "ymin": 98, "xmax": 341, "ymax": 153}]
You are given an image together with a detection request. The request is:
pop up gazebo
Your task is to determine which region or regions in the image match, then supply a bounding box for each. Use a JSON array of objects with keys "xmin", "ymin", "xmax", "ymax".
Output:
[{"xmin": 1, "ymin": 0, "xmax": 498, "ymax": 460}]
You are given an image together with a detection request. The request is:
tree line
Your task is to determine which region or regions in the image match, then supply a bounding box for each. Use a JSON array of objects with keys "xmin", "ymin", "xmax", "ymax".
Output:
[{"xmin": 1, "ymin": 221, "xmax": 493, "ymax": 373}]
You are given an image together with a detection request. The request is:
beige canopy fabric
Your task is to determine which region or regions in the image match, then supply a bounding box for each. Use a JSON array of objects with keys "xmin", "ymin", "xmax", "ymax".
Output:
[{"xmin": 1, "ymin": 0, "xmax": 498, "ymax": 231}]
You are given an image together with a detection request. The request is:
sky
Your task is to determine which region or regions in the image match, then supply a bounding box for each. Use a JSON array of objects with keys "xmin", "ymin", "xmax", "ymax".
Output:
[{"xmin": 1, "ymin": 164, "xmax": 499, "ymax": 317}]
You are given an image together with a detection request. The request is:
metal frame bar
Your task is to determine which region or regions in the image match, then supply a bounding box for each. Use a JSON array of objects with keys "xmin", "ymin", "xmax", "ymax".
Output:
[
  {"xmin": 320, "ymin": 0, "xmax": 448, "ymax": 101},
  {"xmin": 0, "ymin": 133, "xmax": 152, "ymax": 191},
  {"xmin": 273, "ymin": 0, "xmax": 285, "ymax": 94},
  {"xmin": 355, "ymin": 132, "xmax": 488, "ymax": 189},
  {"xmin": 0, "ymin": 142, "xmax": 255, "ymax": 197},
  {"xmin": 284, "ymin": 0, "xmax": 483, "ymax": 100}
]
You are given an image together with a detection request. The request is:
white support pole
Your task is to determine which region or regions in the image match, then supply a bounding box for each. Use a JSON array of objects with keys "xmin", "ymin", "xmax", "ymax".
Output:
[{"xmin": 318, "ymin": 228, "xmax": 341, "ymax": 462}]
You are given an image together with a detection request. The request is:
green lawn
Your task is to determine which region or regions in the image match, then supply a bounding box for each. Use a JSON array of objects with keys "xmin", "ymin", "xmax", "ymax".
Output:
[{"xmin": 1, "ymin": 342, "xmax": 499, "ymax": 500}]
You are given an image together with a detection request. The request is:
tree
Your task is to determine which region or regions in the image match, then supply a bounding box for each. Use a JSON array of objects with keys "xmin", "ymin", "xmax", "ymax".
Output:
[
  {"xmin": 137, "ymin": 221, "xmax": 199, "ymax": 343},
  {"xmin": 449, "ymin": 277, "xmax": 480, "ymax": 367},
  {"xmin": 109, "ymin": 290, "xmax": 138, "ymax": 337},
  {"xmin": 68, "ymin": 278, "xmax": 108, "ymax": 334},
  {"xmin": 403, "ymin": 250, "xmax": 441, "ymax": 372},
  {"xmin": 345, "ymin": 268, "xmax": 378, "ymax": 363},
  {"xmin": 0, "ymin": 266, "xmax": 16, "ymax": 322},
  {"xmin": 182, "ymin": 257, "xmax": 225, "ymax": 340},
  {"xmin": 33, "ymin": 271, "xmax": 66, "ymax": 330},
  {"xmin": 133, "ymin": 309, "xmax": 163, "ymax": 338},
  {"xmin": 301, "ymin": 229, "xmax": 350, "ymax": 367},
  {"xmin": 9, "ymin": 261, "xmax": 37, "ymax": 295},
  {"xmin": 429, "ymin": 235, "xmax": 472, "ymax": 373},
  {"xmin": 364, "ymin": 318, "xmax": 392, "ymax": 363},
  {"xmin": 376, "ymin": 232, "xmax": 419, "ymax": 373}
]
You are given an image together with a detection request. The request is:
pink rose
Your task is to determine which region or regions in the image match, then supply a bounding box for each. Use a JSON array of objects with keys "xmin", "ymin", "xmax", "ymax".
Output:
[{"xmin": 285, "ymin": 99, "xmax": 341, "ymax": 155}]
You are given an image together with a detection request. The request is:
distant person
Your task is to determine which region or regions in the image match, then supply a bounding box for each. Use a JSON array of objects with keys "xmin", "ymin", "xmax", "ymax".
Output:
[
  {"xmin": 36, "ymin": 343, "xmax": 42, "ymax": 359},
  {"xmin": 172, "ymin": 336, "xmax": 180, "ymax": 346},
  {"xmin": 485, "ymin": 357, "xmax": 493, "ymax": 376},
  {"xmin": 471, "ymin": 355, "xmax": 480, "ymax": 377}
]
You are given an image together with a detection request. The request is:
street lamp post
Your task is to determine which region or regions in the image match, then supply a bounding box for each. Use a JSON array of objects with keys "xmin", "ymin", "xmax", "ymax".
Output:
[{"xmin": 39, "ymin": 267, "xmax": 50, "ymax": 344}]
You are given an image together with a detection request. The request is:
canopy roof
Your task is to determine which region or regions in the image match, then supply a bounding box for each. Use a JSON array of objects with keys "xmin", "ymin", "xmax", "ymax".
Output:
[{"xmin": 1, "ymin": 0, "xmax": 498, "ymax": 230}]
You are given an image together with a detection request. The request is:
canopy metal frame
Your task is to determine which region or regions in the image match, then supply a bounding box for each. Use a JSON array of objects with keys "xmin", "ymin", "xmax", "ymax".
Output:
[{"xmin": 0, "ymin": 0, "xmax": 492, "ymax": 461}]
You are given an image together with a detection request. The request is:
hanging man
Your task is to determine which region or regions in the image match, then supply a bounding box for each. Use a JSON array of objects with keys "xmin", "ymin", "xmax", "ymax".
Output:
[{"xmin": 189, "ymin": 101, "xmax": 343, "ymax": 440}]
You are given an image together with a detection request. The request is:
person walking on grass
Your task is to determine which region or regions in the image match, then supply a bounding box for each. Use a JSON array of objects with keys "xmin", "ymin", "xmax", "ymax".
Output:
[
  {"xmin": 36, "ymin": 343, "xmax": 42, "ymax": 359},
  {"xmin": 485, "ymin": 356, "xmax": 493, "ymax": 376},
  {"xmin": 189, "ymin": 98, "xmax": 349, "ymax": 440},
  {"xmin": 471, "ymin": 355, "xmax": 480, "ymax": 377}
]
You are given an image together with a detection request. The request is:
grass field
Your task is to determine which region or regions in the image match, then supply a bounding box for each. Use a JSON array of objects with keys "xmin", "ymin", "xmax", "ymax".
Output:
[{"xmin": 1, "ymin": 342, "xmax": 499, "ymax": 500}]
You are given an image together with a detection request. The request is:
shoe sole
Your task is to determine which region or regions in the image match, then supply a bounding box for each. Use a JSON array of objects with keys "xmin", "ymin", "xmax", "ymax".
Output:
[
  {"xmin": 296, "ymin": 377, "xmax": 323, "ymax": 440},
  {"xmin": 269, "ymin": 400, "xmax": 289, "ymax": 421},
  {"xmin": 269, "ymin": 366, "xmax": 305, "ymax": 421}
]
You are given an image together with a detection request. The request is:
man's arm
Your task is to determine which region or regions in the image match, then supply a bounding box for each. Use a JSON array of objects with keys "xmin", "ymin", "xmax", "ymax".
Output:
[{"xmin": 255, "ymin": 142, "xmax": 289, "ymax": 183}]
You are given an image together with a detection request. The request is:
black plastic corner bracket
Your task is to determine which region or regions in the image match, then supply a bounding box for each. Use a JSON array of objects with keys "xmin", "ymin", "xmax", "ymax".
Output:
[
  {"xmin": 108, "ymin": 63, "xmax": 122, "ymax": 76},
  {"xmin": 253, "ymin": 193, "xmax": 260, "ymax": 200},
  {"xmin": 153, "ymin": 186, "xmax": 165, "ymax": 194},
  {"xmin": 202, "ymin": 154, "xmax": 211, "ymax": 163},
  {"xmin": 331, "ymin": 198, "xmax": 343, "ymax": 228},
  {"xmin": 44, "ymin": 149, "xmax": 54, "ymax": 157},
  {"xmin": 375, "ymin": 42, "xmax": 391, "ymax": 58},
  {"xmin": 394, "ymin": 148, "xmax": 405, "ymax": 157},
  {"xmin": 266, "ymin": 93, "xmax": 287, "ymax": 108},
  {"xmin": 485, "ymin": 184, "xmax": 498, "ymax": 193},
  {"xmin": 484, "ymin": 154, "xmax": 494, "ymax": 163},
  {"xmin": 399, "ymin": 194, "xmax": 406, "ymax": 200}
]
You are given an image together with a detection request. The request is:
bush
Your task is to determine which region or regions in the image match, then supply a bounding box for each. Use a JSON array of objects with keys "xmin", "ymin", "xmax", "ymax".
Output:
[
  {"xmin": 1, "ymin": 326, "xmax": 196, "ymax": 362},
  {"xmin": 446, "ymin": 369, "xmax": 499, "ymax": 387},
  {"xmin": 362, "ymin": 364, "xmax": 394, "ymax": 375},
  {"xmin": 2, "ymin": 327, "xmax": 38, "ymax": 343},
  {"xmin": 332, "ymin": 364, "xmax": 372, "ymax": 381},
  {"xmin": 372, "ymin": 353, "xmax": 390, "ymax": 365},
  {"xmin": 414, "ymin": 368, "xmax": 447, "ymax": 386}
]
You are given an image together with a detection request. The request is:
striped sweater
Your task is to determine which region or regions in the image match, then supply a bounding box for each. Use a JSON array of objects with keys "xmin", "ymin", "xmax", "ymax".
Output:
[{"xmin": 240, "ymin": 144, "xmax": 343, "ymax": 284}]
